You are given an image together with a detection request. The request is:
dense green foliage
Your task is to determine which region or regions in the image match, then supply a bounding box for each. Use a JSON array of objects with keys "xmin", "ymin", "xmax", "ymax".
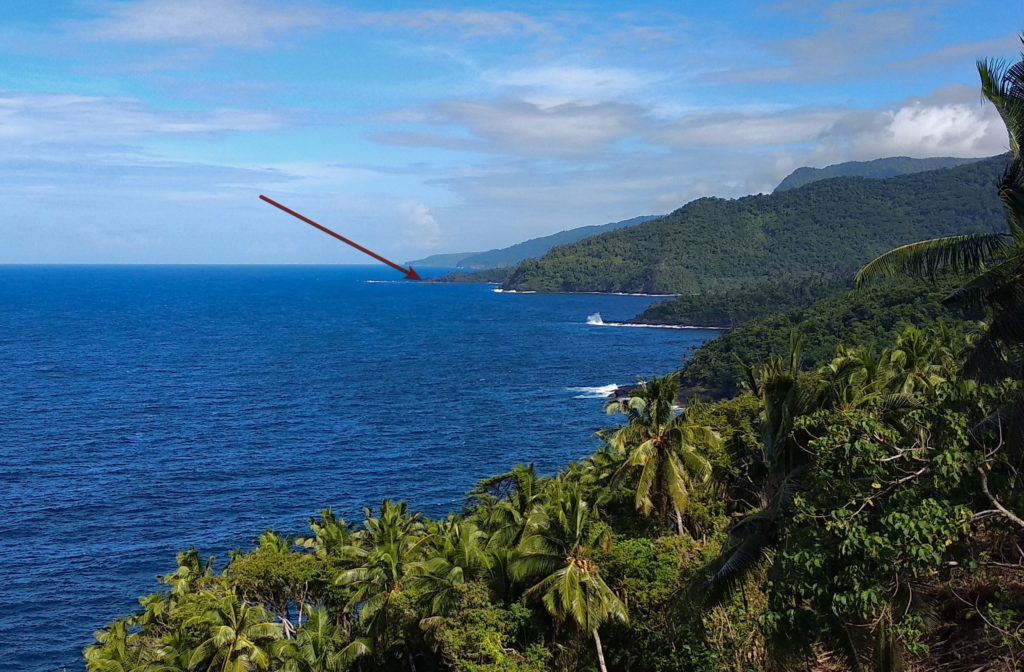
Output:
[
  {"xmin": 411, "ymin": 216, "xmax": 659, "ymax": 270},
  {"xmin": 635, "ymin": 276, "xmax": 848, "ymax": 327},
  {"xmin": 678, "ymin": 277, "xmax": 973, "ymax": 398},
  {"xmin": 773, "ymin": 156, "xmax": 981, "ymax": 192},
  {"xmin": 503, "ymin": 156, "xmax": 1006, "ymax": 294},
  {"xmin": 432, "ymin": 267, "xmax": 513, "ymax": 284}
]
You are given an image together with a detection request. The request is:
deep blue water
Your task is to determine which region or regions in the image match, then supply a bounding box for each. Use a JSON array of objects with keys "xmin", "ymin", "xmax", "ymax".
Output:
[{"xmin": 0, "ymin": 265, "xmax": 717, "ymax": 670}]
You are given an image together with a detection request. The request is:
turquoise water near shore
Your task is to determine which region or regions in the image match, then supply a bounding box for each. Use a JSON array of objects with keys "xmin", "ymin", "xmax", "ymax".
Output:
[{"xmin": 0, "ymin": 265, "xmax": 718, "ymax": 670}]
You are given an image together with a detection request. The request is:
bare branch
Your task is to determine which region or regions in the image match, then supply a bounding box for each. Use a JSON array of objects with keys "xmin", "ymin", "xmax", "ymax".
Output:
[{"xmin": 978, "ymin": 467, "xmax": 1024, "ymax": 529}]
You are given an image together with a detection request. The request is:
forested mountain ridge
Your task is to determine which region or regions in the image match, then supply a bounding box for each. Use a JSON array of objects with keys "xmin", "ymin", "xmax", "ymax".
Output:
[
  {"xmin": 773, "ymin": 155, "xmax": 983, "ymax": 192},
  {"xmin": 502, "ymin": 154, "xmax": 1007, "ymax": 294},
  {"xmin": 410, "ymin": 215, "xmax": 659, "ymax": 269}
]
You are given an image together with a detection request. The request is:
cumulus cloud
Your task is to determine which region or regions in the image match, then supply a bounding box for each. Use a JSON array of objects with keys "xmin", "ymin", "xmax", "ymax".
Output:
[
  {"xmin": 841, "ymin": 104, "xmax": 1002, "ymax": 157},
  {"xmin": 400, "ymin": 202, "xmax": 443, "ymax": 249},
  {"xmin": 821, "ymin": 89, "xmax": 1007, "ymax": 159}
]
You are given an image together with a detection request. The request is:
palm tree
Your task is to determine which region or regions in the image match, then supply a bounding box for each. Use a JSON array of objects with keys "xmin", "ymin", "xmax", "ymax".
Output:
[
  {"xmin": 603, "ymin": 373, "xmax": 717, "ymax": 533},
  {"xmin": 161, "ymin": 548, "xmax": 215, "ymax": 599},
  {"xmin": 152, "ymin": 629, "xmax": 195, "ymax": 672},
  {"xmin": 187, "ymin": 594, "xmax": 280, "ymax": 672},
  {"xmin": 295, "ymin": 509, "xmax": 354, "ymax": 559},
  {"xmin": 408, "ymin": 517, "xmax": 492, "ymax": 622},
  {"xmin": 84, "ymin": 619, "xmax": 140, "ymax": 672},
  {"xmin": 708, "ymin": 333, "xmax": 816, "ymax": 596},
  {"xmin": 885, "ymin": 326, "xmax": 953, "ymax": 395},
  {"xmin": 336, "ymin": 501, "xmax": 426, "ymax": 668},
  {"xmin": 469, "ymin": 464, "xmax": 544, "ymax": 548},
  {"xmin": 514, "ymin": 483, "xmax": 627, "ymax": 672},
  {"xmin": 274, "ymin": 606, "xmax": 369, "ymax": 672},
  {"xmin": 856, "ymin": 55, "xmax": 1024, "ymax": 392}
]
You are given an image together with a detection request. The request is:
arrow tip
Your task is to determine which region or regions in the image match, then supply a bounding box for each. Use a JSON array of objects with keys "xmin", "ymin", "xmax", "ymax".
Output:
[{"xmin": 404, "ymin": 266, "xmax": 422, "ymax": 281}]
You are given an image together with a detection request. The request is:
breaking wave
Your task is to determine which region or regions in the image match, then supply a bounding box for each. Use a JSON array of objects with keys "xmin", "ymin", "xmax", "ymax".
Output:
[
  {"xmin": 585, "ymin": 312, "xmax": 725, "ymax": 330},
  {"xmin": 566, "ymin": 384, "xmax": 619, "ymax": 399}
]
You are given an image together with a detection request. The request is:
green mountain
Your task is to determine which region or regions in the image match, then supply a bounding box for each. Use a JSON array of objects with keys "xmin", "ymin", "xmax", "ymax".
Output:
[
  {"xmin": 773, "ymin": 155, "xmax": 982, "ymax": 192},
  {"xmin": 503, "ymin": 155, "xmax": 1007, "ymax": 295},
  {"xmin": 409, "ymin": 215, "xmax": 659, "ymax": 269},
  {"xmin": 407, "ymin": 251, "xmax": 478, "ymax": 267}
]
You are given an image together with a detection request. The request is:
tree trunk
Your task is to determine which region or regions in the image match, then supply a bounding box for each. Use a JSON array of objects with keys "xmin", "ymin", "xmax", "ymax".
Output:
[
  {"xmin": 674, "ymin": 507, "xmax": 685, "ymax": 536},
  {"xmin": 406, "ymin": 644, "xmax": 418, "ymax": 672},
  {"xmin": 593, "ymin": 629, "xmax": 608, "ymax": 672}
]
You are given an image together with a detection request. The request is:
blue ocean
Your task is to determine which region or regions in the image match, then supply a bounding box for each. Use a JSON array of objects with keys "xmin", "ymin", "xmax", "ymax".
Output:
[{"xmin": 0, "ymin": 266, "xmax": 718, "ymax": 670}]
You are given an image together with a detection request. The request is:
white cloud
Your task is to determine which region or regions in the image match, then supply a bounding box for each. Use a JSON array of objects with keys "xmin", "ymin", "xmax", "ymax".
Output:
[
  {"xmin": 74, "ymin": 0, "xmax": 548, "ymax": 47},
  {"xmin": 400, "ymin": 202, "xmax": 443, "ymax": 250},
  {"xmin": 376, "ymin": 99, "xmax": 644, "ymax": 157},
  {"xmin": 357, "ymin": 9, "xmax": 549, "ymax": 39},
  {"xmin": 79, "ymin": 0, "xmax": 329, "ymax": 47},
  {"xmin": 484, "ymin": 65, "xmax": 656, "ymax": 103},
  {"xmin": 726, "ymin": 1, "xmax": 1015, "ymax": 84},
  {"xmin": 851, "ymin": 103, "xmax": 1001, "ymax": 156},
  {"xmin": 658, "ymin": 109, "xmax": 845, "ymax": 148},
  {"xmin": 821, "ymin": 90, "xmax": 1007, "ymax": 159},
  {"xmin": 0, "ymin": 93, "xmax": 282, "ymax": 146}
]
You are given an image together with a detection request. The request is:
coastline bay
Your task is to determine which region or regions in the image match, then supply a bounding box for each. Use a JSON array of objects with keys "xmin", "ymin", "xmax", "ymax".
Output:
[{"xmin": 0, "ymin": 265, "xmax": 717, "ymax": 671}]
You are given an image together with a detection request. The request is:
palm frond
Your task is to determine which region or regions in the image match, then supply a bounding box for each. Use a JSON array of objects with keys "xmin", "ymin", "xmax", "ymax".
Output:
[
  {"xmin": 703, "ymin": 522, "xmax": 772, "ymax": 604},
  {"xmin": 855, "ymin": 234, "xmax": 1008, "ymax": 286}
]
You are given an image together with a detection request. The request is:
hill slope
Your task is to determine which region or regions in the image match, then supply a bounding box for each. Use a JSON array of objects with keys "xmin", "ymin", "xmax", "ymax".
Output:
[
  {"xmin": 410, "ymin": 215, "xmax": 659, "ymax": 269},
  {"xmin": 679, "ymin": 276, "xmax": 974, "ymax": 399},
  {"xmin": 774, "ymin": 155, "xmax": 982, "ymax": 192},
  {"xmin": 634, "ymin": 276, "xmax": 849, "ymax": 328},
  {"xmin": 503, "ymin": 155, "xmax": 1007, "ymax": 294}
]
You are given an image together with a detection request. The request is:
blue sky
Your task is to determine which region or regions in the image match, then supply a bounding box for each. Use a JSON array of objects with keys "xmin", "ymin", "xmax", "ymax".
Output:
[{"xmin": 1, "ymin": 0, "xmax": 1021, "ymax": 263}]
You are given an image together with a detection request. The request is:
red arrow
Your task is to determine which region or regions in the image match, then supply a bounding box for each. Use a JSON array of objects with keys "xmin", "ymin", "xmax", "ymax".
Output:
[{"xmin": 260, "ymin": 194, "xmax": 421, "ymax": 281}]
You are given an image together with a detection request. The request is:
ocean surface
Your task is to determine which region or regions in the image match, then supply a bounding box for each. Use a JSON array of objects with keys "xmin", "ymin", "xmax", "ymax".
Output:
[{"xmin": 0, "ymin": 265, "xmax": 718, "ymax": 671}]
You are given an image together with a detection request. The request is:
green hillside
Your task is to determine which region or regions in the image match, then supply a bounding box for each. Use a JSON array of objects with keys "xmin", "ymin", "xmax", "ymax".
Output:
[
  {"xmin": 678, "ymin": 276, "xmax": 973, "ymax": 399},
  {"xmin": 773, "ymin": 155, "xmax": 982, "ymax": 192},
  {"xmin": 503, "ymin": 155, "xmax": 1007, "ymax": 294},
  {"xmin": 430, "ymin": 266, "xmax": 512, "ymax": 283},
  {"xmin": 634, "ymin": 275, "xmax": 848, "ymax": 327}
]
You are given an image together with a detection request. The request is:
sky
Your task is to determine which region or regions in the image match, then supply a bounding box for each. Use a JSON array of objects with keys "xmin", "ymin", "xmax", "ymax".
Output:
[{"xmin": 1, "ymin": 0, "xmax": 1022, "ymax": 264}]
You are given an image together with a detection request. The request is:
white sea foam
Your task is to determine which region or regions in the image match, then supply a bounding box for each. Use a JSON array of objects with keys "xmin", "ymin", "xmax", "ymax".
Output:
[
  {"xmin": 567, "ymin": 384, "xmax": 619, "ymax": 399},
  {"xmin": 494, "ymin": 288, "xmax": 677, "ymax": 296},
  {"xmin": 585, "ymin": 314, "xmax": 725, "ymax": 330}
]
